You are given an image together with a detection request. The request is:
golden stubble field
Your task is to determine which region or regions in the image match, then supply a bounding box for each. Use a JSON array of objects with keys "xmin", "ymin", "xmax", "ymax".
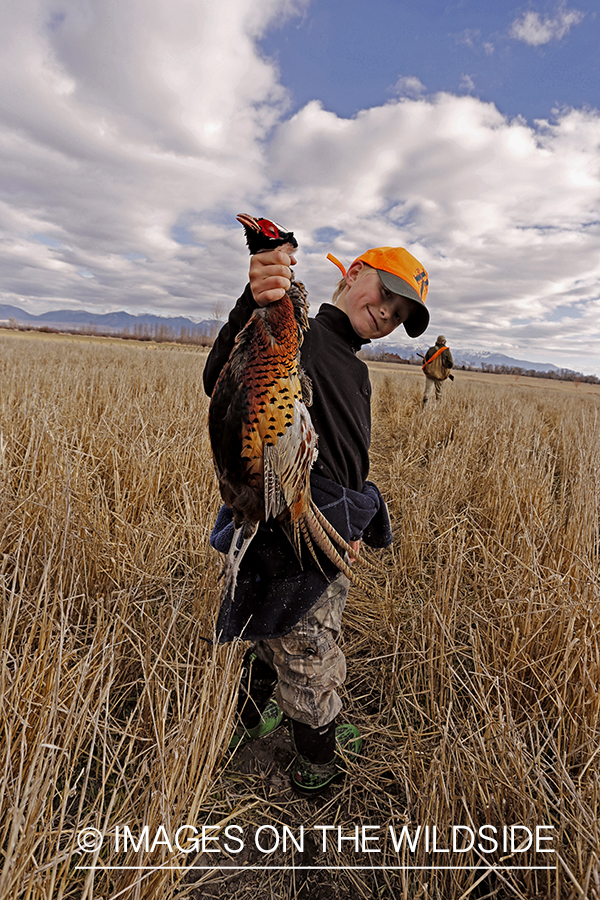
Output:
[{"xmin": 0, "ymin": 330, "xmax": 598, "ymax": 900}]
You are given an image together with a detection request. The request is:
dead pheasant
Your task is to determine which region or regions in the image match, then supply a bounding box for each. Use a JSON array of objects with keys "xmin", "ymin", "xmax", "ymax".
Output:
[{"xmin": 208, "ymin": 213, "xmax": 372, "ymax": 603}]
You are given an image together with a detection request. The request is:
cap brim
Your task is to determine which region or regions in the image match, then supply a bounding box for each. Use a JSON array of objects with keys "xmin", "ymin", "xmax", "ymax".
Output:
[
  {"xmin": 403, "ymin": 303, "xmax": 429, "ymax": 338},
  {"xmin": 377, "ymin": 269, "xmax": 430, "ymax": 338}
]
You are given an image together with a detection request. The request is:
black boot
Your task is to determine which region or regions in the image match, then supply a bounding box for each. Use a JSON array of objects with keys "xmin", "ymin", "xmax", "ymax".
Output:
[
  {"xmin": 290, "ymin": 718, "xmax": 362, "ymax": 796},
  {"xmin": 291, "ymin": 718, "xmax": 337, "ymax": 764},
  {"xmin": 229, "ymin": 650, "xmax": 283, "ymax": 751},
  {"xmin": 238, "ymin": 649, "xmax": 277, "ymax": 728}
]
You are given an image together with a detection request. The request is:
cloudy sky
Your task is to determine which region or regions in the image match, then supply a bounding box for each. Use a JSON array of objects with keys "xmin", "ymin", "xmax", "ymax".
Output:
[{"xmin": 1, "ymin": 0, "xmax": 599, "ymax": 374}]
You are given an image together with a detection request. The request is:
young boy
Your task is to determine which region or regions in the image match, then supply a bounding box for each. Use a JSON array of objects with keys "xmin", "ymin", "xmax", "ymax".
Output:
[{"xmin": 203, "ymin": 241, "xmax": 430, "ymax": 795}]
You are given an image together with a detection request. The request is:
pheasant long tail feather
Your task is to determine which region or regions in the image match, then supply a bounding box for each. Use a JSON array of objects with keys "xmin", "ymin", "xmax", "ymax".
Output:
[
  {"xmin": 301, "ymin": 508, "xmax": 376, "ymax": 597},
  {"xmin": 296, "ymin": 517, "xmax": 328, "ymax": 574},
  {"xmin": 309, "ymin": 502, "xmax": 380, "ymax": 574}
]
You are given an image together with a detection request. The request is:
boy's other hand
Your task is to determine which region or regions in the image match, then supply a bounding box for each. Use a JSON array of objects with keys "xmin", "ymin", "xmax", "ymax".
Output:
[
  {"xmin": 348, "ymin": 540, "xmax": 360, "ymax": 565},
  {"xmin": 250, "ymin": 248, "xmax": 297, "ymax": 307}
]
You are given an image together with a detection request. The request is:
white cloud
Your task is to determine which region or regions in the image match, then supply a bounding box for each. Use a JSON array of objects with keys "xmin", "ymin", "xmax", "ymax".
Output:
[
  {"xmin": 0, "ymin": 0, "xmax": 599, "ymax": 375},
  {"xmin": 454, "ymin": 30, "xmax": 495, "ymax": 59},
  {"xmin": 509, "ymin": 5, "xmax": 585, "ymax": 46},
  {"xmin": 455, "ymin": 29, "xmax": 481, "ymax": 49},
  {"xmin": 459, "ymin": 74, "xmax": 475, "ymax": 92},
  {"xmin": 392, "ymin": 76, "xmax": 426, "ymax": 98},
  {"xmin": 267, "ymin": 97, "xmax": 600, "ymax": 373},
  {"xmin": 0, "ymin": 0, "xmax": 308, "ymax": 315}
]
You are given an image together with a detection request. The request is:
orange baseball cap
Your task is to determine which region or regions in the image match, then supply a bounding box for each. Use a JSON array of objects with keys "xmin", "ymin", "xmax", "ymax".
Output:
[{"xmin": 328, "ymin": 246, "xmax": 430, "ymax": 338}]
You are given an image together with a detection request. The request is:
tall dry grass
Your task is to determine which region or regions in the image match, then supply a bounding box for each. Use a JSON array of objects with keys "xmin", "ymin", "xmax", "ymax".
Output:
[
  {"xmin": 1, "ymin": 334, "xmax": 598, "ymax": 899},
  {"xmin": 360, "ymin": 373, "xmax": 600, "ymax": 899},
  {"xmin": 0, "ymin": 335, "xmax": 241, "ymax": 900}
]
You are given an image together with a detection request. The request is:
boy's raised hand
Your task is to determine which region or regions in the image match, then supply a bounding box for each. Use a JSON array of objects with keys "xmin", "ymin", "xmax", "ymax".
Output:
[{"xmin": 249, "ymin": 247, "xmax": 297, "ymax": 307}]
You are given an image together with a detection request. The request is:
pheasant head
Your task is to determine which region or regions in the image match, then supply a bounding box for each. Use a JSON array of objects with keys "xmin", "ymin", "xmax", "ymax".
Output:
[
  {"xmin": 236, "ymin": 212, "xmax": 307, "ymax": 336},
  {"xmin": 236, "ymin": 213, "xmax": 298, "ymax": 256}
]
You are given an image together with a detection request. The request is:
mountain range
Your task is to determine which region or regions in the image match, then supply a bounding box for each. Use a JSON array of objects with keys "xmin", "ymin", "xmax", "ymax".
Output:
[
  {"xmin": 0, "ymin": 302, "xmax": 571, "ymax": 374},
  {"xmin": 0, "ymin": 303, "xmax": 217, "ymax": 336},
  {"xmin": 364, "ymin": 341, "xmax": 573, "ymax": 375}
]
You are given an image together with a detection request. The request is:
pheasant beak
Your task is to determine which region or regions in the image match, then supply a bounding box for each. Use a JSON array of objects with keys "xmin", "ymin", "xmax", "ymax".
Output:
[{"xmin": 236, "ymin": 213, "xmax": 259, "ymax": 232}]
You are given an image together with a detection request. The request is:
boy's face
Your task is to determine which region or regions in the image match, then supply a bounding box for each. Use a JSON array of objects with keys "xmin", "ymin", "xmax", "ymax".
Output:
[{"xmin": 336, "ymin": 263, "xmax": 415, "ymax": 340}]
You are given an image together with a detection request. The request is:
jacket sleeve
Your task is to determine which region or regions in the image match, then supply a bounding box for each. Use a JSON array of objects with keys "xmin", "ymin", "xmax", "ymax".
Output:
[
  {"xmin": 442, "ymin": 348, "xmax": 454, "ymax": 369},
  {"xmin": 202, "ymin": 284, "xmax": 258, "ymax": 396}
]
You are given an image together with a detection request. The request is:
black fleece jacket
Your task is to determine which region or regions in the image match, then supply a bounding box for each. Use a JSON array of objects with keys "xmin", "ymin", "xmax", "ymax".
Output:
[{"xmin": 203, "ymin": 284, "xmax": 372, "ymax": 492}]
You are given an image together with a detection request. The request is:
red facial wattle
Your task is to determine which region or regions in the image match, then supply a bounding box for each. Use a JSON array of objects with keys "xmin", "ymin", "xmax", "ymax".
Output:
[{"xmin": 257, "ymin": 219, "xmax": 281, "ymax": 239}]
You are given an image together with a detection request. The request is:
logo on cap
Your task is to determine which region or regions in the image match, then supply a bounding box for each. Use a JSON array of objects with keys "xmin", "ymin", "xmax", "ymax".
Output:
[{"xmin": 415, "ymin": 269, "xmax": 429, "ymax": 299}]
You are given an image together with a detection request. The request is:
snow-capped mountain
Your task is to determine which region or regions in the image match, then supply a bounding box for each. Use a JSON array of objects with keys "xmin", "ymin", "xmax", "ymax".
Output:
[{"xmin": 363, "ymin": 342, "xmax": 573, "ymax": 375}]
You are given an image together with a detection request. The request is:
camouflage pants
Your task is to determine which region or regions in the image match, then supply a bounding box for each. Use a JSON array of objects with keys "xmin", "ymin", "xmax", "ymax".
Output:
[
  {"xmin": 423, "ymin": 375, "xmax": 443, "ymax": 401},
  {"xmin": 254, "ymin": 573, "xmax": 349, "ymax": 728}
]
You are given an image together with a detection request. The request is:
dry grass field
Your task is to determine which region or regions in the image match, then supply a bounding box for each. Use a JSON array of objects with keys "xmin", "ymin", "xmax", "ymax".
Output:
[{"xmin": 0, "ymin": 330, "xmax": 598, "ymax": 900}]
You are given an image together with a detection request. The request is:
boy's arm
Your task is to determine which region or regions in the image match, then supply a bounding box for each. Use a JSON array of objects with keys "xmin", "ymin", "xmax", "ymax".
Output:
[{"xmin": 202, "ymin": 284, "xmax": 257, "ymax": 397}]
